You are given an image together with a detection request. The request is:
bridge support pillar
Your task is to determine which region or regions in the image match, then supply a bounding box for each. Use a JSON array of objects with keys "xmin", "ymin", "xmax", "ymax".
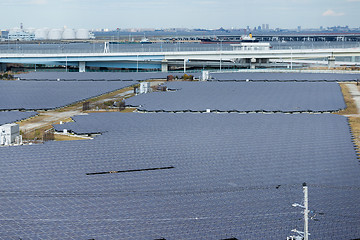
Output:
[
  {"xmin": 161, "ymin": 60, "xmax": 168, "ymax": 72},
  {"xmin": 79, "ymin": 61, "xmax": 86, "ymax": 72},
  {"xmin": 250, "ymin": 58, "xmax": 256, "ymax": 69},
  {"xmin": 328, "ymin": 57, "xmax": 335, "ymax": 69}
]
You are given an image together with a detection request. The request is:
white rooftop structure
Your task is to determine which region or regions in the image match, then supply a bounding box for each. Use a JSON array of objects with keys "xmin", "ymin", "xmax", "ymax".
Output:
[
  {"xmin": 8, "ymin": 28, "xmax": 35, "ymax": 41},
  {"xmin": 0, "ymin": 123, "xmax": 21, "ymax": 146},
  {"xmin": 139, "ymin": 82, "xmax": 151, "ymax": 94}
]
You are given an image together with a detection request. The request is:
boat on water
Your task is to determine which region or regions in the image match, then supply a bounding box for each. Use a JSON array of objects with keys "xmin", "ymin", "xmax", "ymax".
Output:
[
  {"xmin": 200, "ymin": 34, "xmax": 259, "ymax": 44},
  {"xmin": 140, "ymin": 36, "xmax": 152, "ymax": 44}
]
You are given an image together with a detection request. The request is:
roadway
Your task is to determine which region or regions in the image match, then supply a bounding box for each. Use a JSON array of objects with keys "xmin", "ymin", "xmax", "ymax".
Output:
[{"xmin": 1, "ymin": 47, "xmax": 360, "ymax": 72}]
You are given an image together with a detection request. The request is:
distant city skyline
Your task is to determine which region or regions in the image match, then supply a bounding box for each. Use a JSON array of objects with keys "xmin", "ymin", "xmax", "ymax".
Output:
[{"xmin": 0, "ymin": 0, "xmax": 359, "ymax": 30}]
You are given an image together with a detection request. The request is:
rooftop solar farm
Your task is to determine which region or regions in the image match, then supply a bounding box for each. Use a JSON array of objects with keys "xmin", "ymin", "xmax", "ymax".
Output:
[
  {"xmin": 0, "ymin": 80, "xmax": 137, "ymax": 110},
  {"xmin": 127, "ymin": 81, "xmax": 346, "ymax": 112},
  {"xmin": 0, "ymin": 111, "xmax": 38, "ymax": 125},
  {"xmin": 15, "ymin": 71, "xmax": 201, "ymax": 81},
  {"xmin": 1, "ymin": 71, "xmax": 360, "ymax": 240},
  {"xmin": 209, "ymin": 72, "xmax": 360, "ymax": 81}
]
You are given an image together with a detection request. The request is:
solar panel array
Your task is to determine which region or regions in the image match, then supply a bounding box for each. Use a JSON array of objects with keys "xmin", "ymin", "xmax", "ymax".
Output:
[
  {"xmin": 15, "ymin": 71, "xmax": 360, "ymax": 82},
  {"xmin": 15, "ymin": 72, "xmax": 201, "ymax": 81},
  {"xmin": 0, "ymin": 80, "xmax": 137, "ymax": 110},
  {"xmin": 2, "ymin": 113, "xmax": 359, "ymax": 239},
  {"xmin": 210, "ymin": 72, "xmax": 360, "ymax": 81},
  {"xmin": 126, "ymin": 82, "xmax": 346, "ymax": 112},
  {"xmin": 0, "ymin": 111, "xmax": 38, "ymax": 125}
]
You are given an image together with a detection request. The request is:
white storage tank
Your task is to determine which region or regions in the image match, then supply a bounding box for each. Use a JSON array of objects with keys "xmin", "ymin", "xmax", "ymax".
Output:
[
  {"xmin": 0, "ymin": 123, "xmax": 20, "ymax": 146},
  {"xmin": 35, "ymin": 28, "xmax": 49, "ymax": 40},
  {"xmin": 48, "ymin": 28, "xmax": 63, "ymax": 40},
  {"xmin": 27, "ymin": 28, "xmax": 36, "ymax": 34},
  {"xmin": 62, "ymin": 28, "xmax": 76, "ymax": 39},
  {"xmin": 76, "ymin": 29, "xmax": 90, "ymax": 39}
]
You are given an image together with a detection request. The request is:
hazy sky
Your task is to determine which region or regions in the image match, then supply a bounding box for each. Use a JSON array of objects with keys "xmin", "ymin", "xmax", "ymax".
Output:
[{"xmin": 1, "ymin": 0, "xmax": 359, "ymax": 30}]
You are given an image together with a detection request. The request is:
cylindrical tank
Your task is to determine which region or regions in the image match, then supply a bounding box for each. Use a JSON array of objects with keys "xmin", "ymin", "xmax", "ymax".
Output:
[
  {"xmin": 26, "ymin": 28, "xmax": 36, "ymax": 34},
  {"xmin": 62, "ymin": 28, "xmax": 76, "ymax": 39},
  {"xmin": 76, "ymin": 29, "xmax": 90, "ymax": 39},
  {"xmin": 48, "ymin": 28, "xmax": 63, "ymax": 40},
  {"xmin": 35, "ymin": 28, "xmax": 49, "ymax": 40}
]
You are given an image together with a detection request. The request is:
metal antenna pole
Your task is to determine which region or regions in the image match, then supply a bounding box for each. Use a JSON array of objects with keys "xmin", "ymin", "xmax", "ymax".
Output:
[
  {"xmin": 303, "ymin": 182, "xmax": 309, "ymax": 240},
  {"xmin": 289, "ymin": 183, "xmax": 310, "ymax": 240}
]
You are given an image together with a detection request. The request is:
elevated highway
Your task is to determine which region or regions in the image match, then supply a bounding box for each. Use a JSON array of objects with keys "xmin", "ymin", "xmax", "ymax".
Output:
[{"xmin": 1, "ymin": 47, "xmax": 360, "ymax": 72}]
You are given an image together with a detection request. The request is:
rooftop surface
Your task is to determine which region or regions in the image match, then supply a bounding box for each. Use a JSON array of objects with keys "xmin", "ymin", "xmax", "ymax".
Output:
[
  {"xmin": 1, "ymin": 113, "xmax": 356, "ymax": 239},
  {"xmin": 127, "ymin": 81, "xmax": 346, "ymax": 112}
]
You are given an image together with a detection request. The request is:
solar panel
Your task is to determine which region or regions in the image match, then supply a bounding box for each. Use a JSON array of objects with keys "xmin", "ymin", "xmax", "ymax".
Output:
[
  {"xmin": 0, "ymin": 80, "xmax": 137, "ymax": 110},
  {"xmin": 0, "ymin": 111, "xmax": 38, "ymax": 125},
  {"xmin": 126, "ymin": 82, "xmax": 346, "ymax": 112},
  {"xmin": 210, "ymin": 72, "xmax": 360, "ymax": 81},
  {"xmin": 15, "ymin": 72, "xmax": 201, "ymax": 81},
  {"xmin": 0, "ymin": 112, "xmax": 354, "ymax": 239}
]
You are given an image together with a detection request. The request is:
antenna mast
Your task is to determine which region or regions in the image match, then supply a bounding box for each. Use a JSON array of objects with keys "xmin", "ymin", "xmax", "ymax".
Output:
[{"xmin": 288, "ymin": 182, "xmax": 310, "ymax": 240}]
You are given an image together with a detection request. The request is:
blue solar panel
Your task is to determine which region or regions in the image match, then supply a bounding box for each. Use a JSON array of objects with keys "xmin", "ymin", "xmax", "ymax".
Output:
[
  {"xmin": 15, "ymin": 72, "xmax": 201, "ymax": 81},
  {"xmin": 126, "ymin": 82, "xmax": 346, "ymax": 112},
  {"xmin": 0, "ymin": 111, "xmax": 38, "ymax": 125},
  {"xmin": 210, "ymin": 72, "xmax": 360, "ymax": 81},
  {"xmin": 0, "ymin": 112, "xmax": 349, "ymax": 239},
  {"xmin": 0, "ymin": 80, "xmax": 137, "ymax": 110}
]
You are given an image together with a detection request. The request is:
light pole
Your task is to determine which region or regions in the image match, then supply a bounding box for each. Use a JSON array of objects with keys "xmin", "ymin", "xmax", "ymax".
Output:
[
  {"xmin": 220, "ymin": 40, "xmax": 223, "ymax": 72},
  {"xmin": 289, "ymin": 183, "xmax": 310, "ymax": 240},
  {"xmin": 136, "ymin": 54, "xmax": 139, "ymax": 72},
  {"xmin": 290, "ymin": 47, "xmax": 293, "ymax": 70}
]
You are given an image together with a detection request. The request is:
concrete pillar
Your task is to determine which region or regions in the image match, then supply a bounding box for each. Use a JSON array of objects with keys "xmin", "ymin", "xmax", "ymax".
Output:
[
  {"xmin": 161, "ymin": 60, "xmax": 168, "ymax": 72},
  {"xmin": 79, "ymin": 61, "xmax": 86, "ymax": 72},
  {"xmin": 328, "ymin": 57, "xmax": 335, "ymax": 69},
  {"xmin": 351, "ymin": 56, "xmax": 356, "ymax": 62},
  {"xmin": 250, "ymin": 58, "xmax": 256, "ymax": 69}
]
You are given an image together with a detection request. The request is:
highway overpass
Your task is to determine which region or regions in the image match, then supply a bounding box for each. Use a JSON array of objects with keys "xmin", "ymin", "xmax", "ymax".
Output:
[{"xmin": 1, "ymin": 47, "xmax": 360, "ymax": 72}]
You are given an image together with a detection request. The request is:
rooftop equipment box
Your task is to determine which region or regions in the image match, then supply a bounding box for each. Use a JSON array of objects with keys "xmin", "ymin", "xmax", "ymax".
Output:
[
  {"xmin": 0, "ymin": 123, "xmax": 20, "ymax": 145},
  {"xmin": 139, "ymin": 82, "xmax": 151, "ymax": 94}
]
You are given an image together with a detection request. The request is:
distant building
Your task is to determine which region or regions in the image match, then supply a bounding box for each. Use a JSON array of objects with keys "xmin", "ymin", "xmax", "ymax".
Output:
[
  {"xmin": 297, "ymin": 26, "xmax": 302, "ymax": 32},
  {"xmin": 8, "ymin": 28, "xmax": 35, "ymax": 41}
]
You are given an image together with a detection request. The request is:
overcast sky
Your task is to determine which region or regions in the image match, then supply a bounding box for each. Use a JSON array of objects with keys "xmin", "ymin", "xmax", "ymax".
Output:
[{"xmin": 1, "ymin": 0, "xmax": 359, "ymax": 30}]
